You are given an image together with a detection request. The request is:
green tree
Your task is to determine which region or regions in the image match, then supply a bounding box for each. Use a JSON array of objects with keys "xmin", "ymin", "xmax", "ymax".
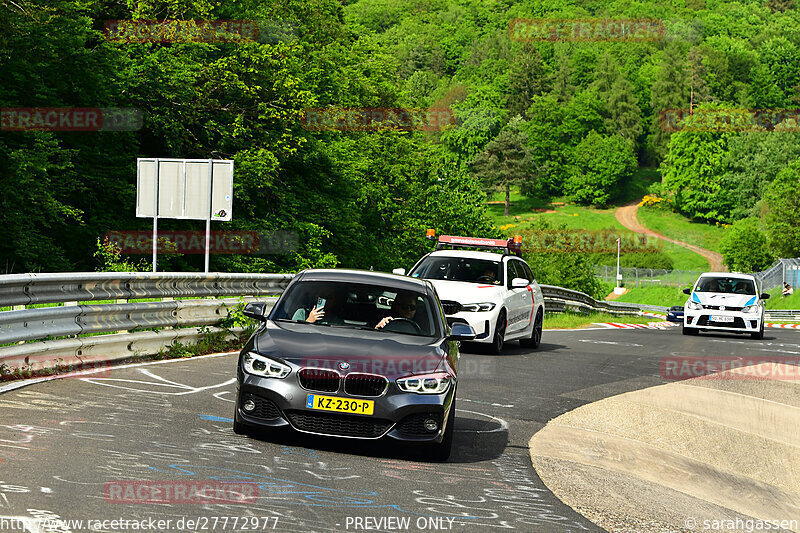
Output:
[
  {"xmin": 720, "ymin": 132, "xmax": 800, "ymax": 220},
  {"xmin": 719, "ymin": 218, "xmax": 775, "ymax": 272},
  {"xmin": 650, "ymin": 43, "xmax": 690, "ymax": 160},
  {"xmin": 764, "ymin": 160, "xmax": 800, "ymax": 258},
  {"xmin": 550, "ymin": 50, "xmax": 576, "ymax": 103},
  {"xmin": 564, "ymin": 131, "xmax": 637, "ymax": 207},
  {"xmin": 507, "ymin": 43, "xmax": 546, "ymax": 117},
  {"xmin": 660, "ymin": 106, "xmax": 732, "ymax": 222},
  {"xmin": 470, "ymin": 116, "xmax": 533, "ymax": 217}
]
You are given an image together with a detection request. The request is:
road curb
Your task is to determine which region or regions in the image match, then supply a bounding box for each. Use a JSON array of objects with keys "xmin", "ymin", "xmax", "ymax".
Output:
[{"xmin": 528, "ymin": 363, "xmax": 800, "ymax": 532}]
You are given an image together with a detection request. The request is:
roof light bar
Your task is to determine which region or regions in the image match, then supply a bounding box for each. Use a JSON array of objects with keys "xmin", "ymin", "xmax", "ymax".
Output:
[{"xmin": 432, "ymin": 233, "xmax": 524, "ymax": 256}]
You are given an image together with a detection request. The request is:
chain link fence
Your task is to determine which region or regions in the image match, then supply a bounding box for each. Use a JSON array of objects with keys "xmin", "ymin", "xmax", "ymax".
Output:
[
  {"xmin": 594, "ymin": 265, "xmax": 701, "ymax": 288},
  {"xmin": 595, "ymin": 258, "xmax": 800, "ymax": 291},
  {"xmin": 752, "ymin": 258, "xmax": 800, "ymax": 291}
]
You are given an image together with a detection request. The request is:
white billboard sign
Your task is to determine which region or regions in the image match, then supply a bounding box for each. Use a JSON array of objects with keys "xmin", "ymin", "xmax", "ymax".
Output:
[
  {"xmin": 135, "ymin": 158, "xmax": 234, "ymax": 272},
  {"xmin": 136, "ymin": 158, "xmax": 233, "ymax": 221}
]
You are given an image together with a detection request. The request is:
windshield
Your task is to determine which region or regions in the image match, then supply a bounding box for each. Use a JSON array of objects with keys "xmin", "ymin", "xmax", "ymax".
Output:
[
  {"xmin": 695, "ymin": 277, "xmax": 756, "ymax": 295},
  {"xmin": 410, "ymin": 256, "xmax": 503, "ymax": 285},
  {"xmin": 270, "ymin": 280, "xmax": 439, "ymax": 337}
]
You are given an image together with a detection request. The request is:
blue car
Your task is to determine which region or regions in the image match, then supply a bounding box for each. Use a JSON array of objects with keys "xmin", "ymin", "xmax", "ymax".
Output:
[{"xmin": 666, "ymin": 305, "xmax": 684, "ymax": 323}]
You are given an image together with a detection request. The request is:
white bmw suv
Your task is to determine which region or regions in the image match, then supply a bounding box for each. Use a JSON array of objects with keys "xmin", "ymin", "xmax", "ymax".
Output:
[
  {"xmin": 682, "ymin": 272, "xmax": 770, "ymax": 339},
  {"xmin": 396, "ymin": 234, "xmax": 545, "ymax": 354}
]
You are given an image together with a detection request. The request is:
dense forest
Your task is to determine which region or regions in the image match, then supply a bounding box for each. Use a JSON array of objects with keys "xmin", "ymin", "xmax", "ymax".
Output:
[{"xmin": 1, "ymin": 0, "xmax": 799, "ymax": 279}]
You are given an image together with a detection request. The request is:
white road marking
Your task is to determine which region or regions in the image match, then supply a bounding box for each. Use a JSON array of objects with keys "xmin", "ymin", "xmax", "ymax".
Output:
[
  {"xmin": 455, "ymin": 409, "xmax": 509, "ymax": 434},
  {"xmin": 80, "ymin": 368, "xmax": 235, "ymax": 395},
  {"xmin": 0, "ymin": 351, "xmax": 238, "ymax": 395},
  {"xmin": 459, "ymin": 398, "xmax": 514, "ymax": 408},
  {"xmin": 579, "ymin": 339, "xmax": 643, "ymax": 347},
  {"xmin": 213, "ymin": 390, "xmax": 235, "ymax": 403}
]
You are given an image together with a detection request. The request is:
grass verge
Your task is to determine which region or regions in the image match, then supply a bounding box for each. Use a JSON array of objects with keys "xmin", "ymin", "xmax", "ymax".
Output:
[
  {"xmin": 544, "ymin": 311, "xmax": 663, "ymax": 330},
  {"xmin": 637, "ymin": 206, "xmax": 726, "ymax": 253}
]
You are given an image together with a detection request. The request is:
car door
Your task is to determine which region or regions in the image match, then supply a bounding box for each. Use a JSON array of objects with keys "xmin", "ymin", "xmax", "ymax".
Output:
[
  {"xmin": 505, "ymin": 259, "xmax": 529, "ymax": 335},
  {"xmin": 519, "ymin": 261, "xmax": 539, "ymax": 328}
]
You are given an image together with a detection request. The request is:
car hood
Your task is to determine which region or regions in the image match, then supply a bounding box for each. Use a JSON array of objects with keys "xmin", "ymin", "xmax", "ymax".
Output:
[
  {"xmin": 255, "ymin": 321, "xmax": 447, "ymax": 379},
  {"xmin": 690, "ymin": 292, "xmax": 759, "ymax": 308},
  {"xmin": 426, "ymin": 279, "xmax": 504, "ymax": 303}
]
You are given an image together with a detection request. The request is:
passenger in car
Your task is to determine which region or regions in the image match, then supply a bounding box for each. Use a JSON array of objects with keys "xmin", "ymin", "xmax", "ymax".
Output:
[{"xmin": 292, "ymin": 287, "xmax": 346, "ymax": 324}]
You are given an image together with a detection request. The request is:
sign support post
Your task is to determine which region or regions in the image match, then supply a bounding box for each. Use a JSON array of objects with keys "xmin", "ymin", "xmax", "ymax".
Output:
[
  {"xmin": 152, "ymin": 158, "xmax": 159, "ymax": 273},
  {"xmin": 136, "ymin": 158, "xmax": 234, "ymax": 273},
  {"xmin": 205, "ymin": 158, "xmax": 213, "ymax": 273}
]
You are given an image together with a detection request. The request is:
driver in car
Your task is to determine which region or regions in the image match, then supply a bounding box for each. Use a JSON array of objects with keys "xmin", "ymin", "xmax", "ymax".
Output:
[
  {"xmin": 374, "ymin": 291, "xmax": 418, "ymax": 330},
  {"xmin": 480, "ymin": 266, "xmax": 500, "ymax": 284}
]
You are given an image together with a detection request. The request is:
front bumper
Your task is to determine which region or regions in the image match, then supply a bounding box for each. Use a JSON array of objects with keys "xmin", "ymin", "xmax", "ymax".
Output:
[
  {"xmin": 683, "ymin": 310, "xmax": 762, "ymax": 332},
  {"xmin": 235, "ymin": 372, "xmax": 455, "ymax": 443},
  {"xmin": 446, "ymin": 311, "xmax": 496, "ymax": 343}
]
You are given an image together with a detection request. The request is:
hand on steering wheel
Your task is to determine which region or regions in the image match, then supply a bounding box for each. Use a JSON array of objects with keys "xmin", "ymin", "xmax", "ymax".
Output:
[{"xmin": 381, "ymin": 317, "xmax": 422, "ymax": 333}]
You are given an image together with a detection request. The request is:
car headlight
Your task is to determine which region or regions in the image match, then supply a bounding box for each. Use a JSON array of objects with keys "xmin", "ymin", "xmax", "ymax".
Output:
[
  {"xmin": 396, "ymin": 373, "xmax": 452, "ymax": 394},
  {"xmin": 461, "ymin": 302, "xmax": 496, "ymax": 312},
  {"xmin": 742, "ymin": 305, "xmax": 758, "ymax": 313},
  {"xmin": 686, "ymin": 301, "xmax": 702, "ymax": 310},
  {"xmin": 243, "ymin": 352, "xmax": 291, "ymax": 378}
]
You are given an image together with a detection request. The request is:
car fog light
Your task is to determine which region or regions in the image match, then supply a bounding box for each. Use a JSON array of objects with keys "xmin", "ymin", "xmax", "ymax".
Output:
[
  {"xmin": 243, "ymin": 399, "xmax": 256, "ymax": 412},
  {"xmin": 424, "ymin": 419, "xmax": 438, "ymax": 432}
]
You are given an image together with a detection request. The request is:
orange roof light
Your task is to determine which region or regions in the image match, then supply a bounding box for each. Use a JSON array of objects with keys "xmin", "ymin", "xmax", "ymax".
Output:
[
  {"xmin": 426, "ymin": 229, "xmax": 436, "ymax": 238},
  {"xmin": 513, "ymin": 235, "xmax": 522, "ymax": 244}
]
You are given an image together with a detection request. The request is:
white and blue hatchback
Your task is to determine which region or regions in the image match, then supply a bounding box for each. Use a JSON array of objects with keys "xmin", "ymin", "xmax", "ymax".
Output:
[{"xmin": 682, "ymin": 273, "xmax": 770, "ymax": 339}]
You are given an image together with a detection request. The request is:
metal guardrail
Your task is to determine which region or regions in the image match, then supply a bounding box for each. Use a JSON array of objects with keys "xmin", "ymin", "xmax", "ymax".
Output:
[
  {"xmin": 764, "ymin": 310, "xmax": 800, "ymax": 321},
  {"xmin": 0, "ymin": 271, "xmax": 662, "ymax": 378},
  {"xmin": 0, "ymin": 272, "xmax": 292, "ymax": 374},
  {"xmin": 540, "ymin": 285, "xmax": 642, "ymax": 316}
]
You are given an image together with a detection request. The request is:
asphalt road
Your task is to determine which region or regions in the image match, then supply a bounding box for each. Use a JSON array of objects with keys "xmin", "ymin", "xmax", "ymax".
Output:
[{"xmin": 2, "ymin": 326, "xmax": 799, "ymax": 533}]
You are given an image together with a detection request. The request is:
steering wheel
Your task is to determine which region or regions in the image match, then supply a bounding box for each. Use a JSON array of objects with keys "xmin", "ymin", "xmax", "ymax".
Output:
[
  {"xmin": 477, "ymin": 275, "xmax": 495, "ymax": 283},
  {"xmin": 383, "ymin": 317, "xmax": 422, "ymax": 334}
]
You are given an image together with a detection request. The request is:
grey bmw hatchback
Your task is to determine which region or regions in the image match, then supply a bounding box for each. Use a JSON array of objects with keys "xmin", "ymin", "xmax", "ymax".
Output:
[{"xmin": 233, "ymin": 269, "xmax": 475, "ymax": 461}]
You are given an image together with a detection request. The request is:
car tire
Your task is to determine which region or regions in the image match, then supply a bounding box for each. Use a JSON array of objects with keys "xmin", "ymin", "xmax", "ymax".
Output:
[
  {"xmin": 751, "ymin": 322, "xmax": 764, "ymax": 340},
  {"xmin": 682, "ymin": 324, "xmax": 699, "ymax": 336},
  {"xmin": 431, "ymin": 399, "xmax": 455, "ymax": 462},
  {"xmin": 520, "ymin": 309, "xmax": 543, "ymax": 349},
  {"xmin": 489, "ymin": 311, "xmax": 506, "ymax": 355}
]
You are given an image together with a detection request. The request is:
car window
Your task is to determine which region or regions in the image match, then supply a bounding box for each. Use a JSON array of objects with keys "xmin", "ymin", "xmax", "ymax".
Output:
[
  {"xmin": 410, "ymin": 256, "xmax": 503, "ymax": 285},
  {"xmin": 520, "ymin": 261, "xmax": 534, "ymax": 282},
  {"xmin": 271, "ymin": 280, "xmax": 439, "ymax": 337},
  {"xmin": 695, "ymin": 277, "xmax": 756, "ymax": 295},
  {"xmin": 507, "ymin": 260, "xmax": 524, "ymax": 286}
]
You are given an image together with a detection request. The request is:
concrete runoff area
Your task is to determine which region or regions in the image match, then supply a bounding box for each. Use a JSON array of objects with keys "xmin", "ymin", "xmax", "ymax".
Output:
[{"xmin": 530, "ymin": 362, "xmax": 800, "ymax": 533}]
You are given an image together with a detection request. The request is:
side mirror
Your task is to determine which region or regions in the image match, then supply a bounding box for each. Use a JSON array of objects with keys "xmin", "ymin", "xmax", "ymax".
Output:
[
  {"xmin": 511, "ymin": 277, "xmax": 529, "ymax": 289},
  {"xmin": 682, "ymin": 288, "xmax": 691, "ymax": 295},
  {"xmin": 392, "ymin": 268, "xmax": 406, "ymax": 276},
  {"xmin": 448, "ymin": 323, "xmax": 476, "ymax": 341},
  {"xmin": 242, "ymin": 302, "xmax": 268, "ymax": 321},
  {"xmin": 761, "ymin": 293, "xmax": 770, "ymax": 300}
]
